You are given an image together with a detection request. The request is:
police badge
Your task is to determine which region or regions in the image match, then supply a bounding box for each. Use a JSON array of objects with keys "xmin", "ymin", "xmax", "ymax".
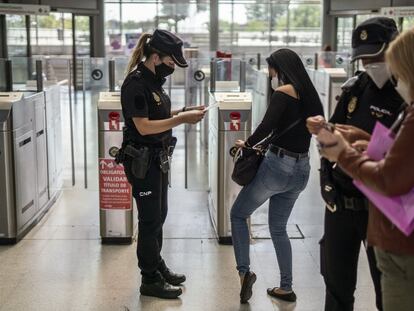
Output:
[
  {"xmin": 348, "ymin": 96, "xmax": 357, "ymax": 114},
  {"xmin": 152, "ymin": 92, "xmax": 161, "ymax": 105}
]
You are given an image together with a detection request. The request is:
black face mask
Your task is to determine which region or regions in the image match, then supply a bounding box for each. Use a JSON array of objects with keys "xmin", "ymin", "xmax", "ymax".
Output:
[{"xmin": 155, "ymin": 63, "xmax": 175, "ymax": 79}]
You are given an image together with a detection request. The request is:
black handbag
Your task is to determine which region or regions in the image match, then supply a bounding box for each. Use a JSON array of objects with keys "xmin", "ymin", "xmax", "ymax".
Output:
[{"xmin": 231, "ymin": 119, "xmax": 302, "ymax": 186}]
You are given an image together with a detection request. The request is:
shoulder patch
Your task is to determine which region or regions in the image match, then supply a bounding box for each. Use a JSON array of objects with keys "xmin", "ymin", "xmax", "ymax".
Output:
[
  {"xmin": 132, "ymin": 70, "xmax": 142, "ymax": 79},
  {"xmin": 341, "ymin": 76, "xmax": 359, "ymax": 91}
]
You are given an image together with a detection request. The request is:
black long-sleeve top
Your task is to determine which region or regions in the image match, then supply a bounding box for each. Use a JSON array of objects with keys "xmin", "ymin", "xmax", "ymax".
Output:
[{"xmin": 246, "ymin": 91, "xmax": 323, "ymax": 154}]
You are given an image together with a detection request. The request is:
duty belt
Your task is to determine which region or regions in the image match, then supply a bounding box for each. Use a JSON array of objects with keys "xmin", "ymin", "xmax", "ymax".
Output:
[{"xmin": 326, "ymin": 195, "xmax": 368, "ymax": 213}]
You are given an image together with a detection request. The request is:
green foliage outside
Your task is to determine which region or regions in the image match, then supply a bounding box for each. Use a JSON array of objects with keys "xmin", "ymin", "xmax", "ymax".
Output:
[{"xmin": 19, "ymin": 2, "xmax": 320, "ymax": 34}]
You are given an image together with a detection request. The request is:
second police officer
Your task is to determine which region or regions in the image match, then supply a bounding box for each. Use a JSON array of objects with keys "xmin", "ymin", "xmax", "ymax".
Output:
[
  {"xmin": 119, "ymin": 29, "xmax": 205, "ymax": 299},
  {"xmin": 307, "ymin": 17, "xmax": 405, "ymax": 311}
]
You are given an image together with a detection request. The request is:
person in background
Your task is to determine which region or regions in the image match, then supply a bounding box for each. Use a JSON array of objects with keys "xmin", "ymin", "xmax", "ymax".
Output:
[
  {"xmin": 231, "ymin": 48, "xmax": 324, "ymax": 304},
  {"xmin": 120, "ymin": 29, "xmax": 205, "ymax": 299},
  {"xmin": 317, "ymin": 27, "xmax": 414, "ymax": 311},
  {"xmin": 320, "ymin": 44, "xmax": 334, "ymax": 68},
  {"xmin": 307, "ymin": 17, "xmax": 404, "ymax": 311}
]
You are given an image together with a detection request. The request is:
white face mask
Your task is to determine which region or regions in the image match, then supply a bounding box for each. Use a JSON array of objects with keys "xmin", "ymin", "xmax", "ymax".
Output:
[
  {"xmin": 395, "ymin": 79, "xmax": 412, "ymax": 104},
  {"xmin": 271, "ymin": 76, "xmax": 279, "ymax": 90},
  {"xmin": 364, "ymin": 62, "xmax": 390, "ymax": 89}
]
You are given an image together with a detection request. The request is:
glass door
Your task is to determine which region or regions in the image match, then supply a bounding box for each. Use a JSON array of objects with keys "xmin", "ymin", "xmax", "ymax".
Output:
[
  {"xmin": 6, "ymin": 14, "xmax": 27, "ymax": 57},
  {"xmin": 336, "ymin": 17, "xmax": 354, "ymax": 53}
]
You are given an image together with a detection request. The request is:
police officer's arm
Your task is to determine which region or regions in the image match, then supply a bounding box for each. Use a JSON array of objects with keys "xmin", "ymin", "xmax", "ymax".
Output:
[
  {"xmin": 123, "ymin": 85, "xmax": 204, "ymax": 136},
  {"xmin": 171, "ymin": 105, "xmax": 205, "ymax": 116},
  {"xmin": 134, "ymin": 110, "xmax": 204, "ymax": 136}
]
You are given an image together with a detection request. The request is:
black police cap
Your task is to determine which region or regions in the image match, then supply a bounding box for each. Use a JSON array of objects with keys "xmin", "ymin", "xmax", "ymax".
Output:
[
  {"xmin": 351, "ymin": 17, "xmax": 398, "ymax": 62},
  {"xmin": 148, "ymin": 29, "xmax": 188, "ymax": 68}
]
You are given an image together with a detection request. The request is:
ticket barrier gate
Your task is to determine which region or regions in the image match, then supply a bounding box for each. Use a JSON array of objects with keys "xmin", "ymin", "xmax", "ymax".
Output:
[
  {"xmin": 98, "ymin": 92, "xmax": 136, "ymax": 244},
  {"xmin": 0, "ymin": 91, "xmax": 50, "ymax": 243},
  {"xmin": 208, "ymin": 92, "xmax": 252, "ymax": 244}
]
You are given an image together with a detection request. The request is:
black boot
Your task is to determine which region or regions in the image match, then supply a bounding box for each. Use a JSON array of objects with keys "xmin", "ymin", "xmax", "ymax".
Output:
[
  {"xmin": 159, "ymin": 268, "xmax": 186, "ymax": 286},
  {"xmin": 140, "ymin": 279, "xmax": 182, "ymax": 299}
]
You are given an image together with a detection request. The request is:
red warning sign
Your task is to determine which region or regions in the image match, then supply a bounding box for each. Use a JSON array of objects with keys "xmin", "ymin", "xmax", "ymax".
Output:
[
  {"xmin": 108, "ymin": 111, "xmax": 121, "ymax": 130},
  {"xmin": 230, "ymin": 111, "xmax": 241, "ymax": 131},
  {"xmin": 99, "ymin": 159, "xmax": 132, "ymax": 210}
]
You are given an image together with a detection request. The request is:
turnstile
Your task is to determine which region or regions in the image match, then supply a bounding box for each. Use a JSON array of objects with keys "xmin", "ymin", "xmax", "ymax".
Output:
[
  {"xmin": 307, "ymin": 67, "xmax": 347, "ymax": 118},
  {"xmin": 44, "ymin": 83, "xmax": 63, "ymax": 200},
  {"xmin": 0, "ymin": 92, "xmax": 48, "ymax": 243},
  {"xmin": 208, "ymin": 92, "xmax": 252, "ymax": 244},
  {"xmin": 98, "ymin": 92, "xmax": 136, "ymax": 244}
]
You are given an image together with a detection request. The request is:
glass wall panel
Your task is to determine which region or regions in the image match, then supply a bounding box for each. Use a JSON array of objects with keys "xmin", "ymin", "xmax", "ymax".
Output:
[
  {"xmin": 337, "ymin": 17, "xmax": 353, "ymax": 53},
  {"xmin": 105, "ymin": 1, "xmax": 322, "ymax": 57},
  {"xmin": 403, "ymin": 17, "xmax": 414, "ymax": 30},
  {"xmin": 6, "ymin": 15, "xmax": 27, "ymax": 57},
  {"xmin": 31, "ymin": 13, "xmax": 73, "ymax": 56}
]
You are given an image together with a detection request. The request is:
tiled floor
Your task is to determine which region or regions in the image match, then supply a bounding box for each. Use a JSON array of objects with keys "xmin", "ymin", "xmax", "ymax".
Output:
[{"xmin": 0, "ymin": 90, "xmax": 378, "ymax": 311}]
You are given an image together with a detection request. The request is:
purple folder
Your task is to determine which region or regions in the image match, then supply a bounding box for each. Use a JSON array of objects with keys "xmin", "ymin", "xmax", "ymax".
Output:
[{"xmin": 353, "ymin": 122, "xmax": 414, "ymax": 236}]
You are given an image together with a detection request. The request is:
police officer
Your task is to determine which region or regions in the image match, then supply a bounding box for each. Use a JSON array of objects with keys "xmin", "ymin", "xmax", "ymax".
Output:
[
  {"xmin": 120, "ymin": 29, "xmax": 205, "ymax": 299},
  {"xmin": 307, "ymin": 18, "xmax": 404, "ymax": 311}
]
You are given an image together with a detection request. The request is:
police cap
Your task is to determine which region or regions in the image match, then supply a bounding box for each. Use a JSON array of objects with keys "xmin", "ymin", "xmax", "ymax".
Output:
[
  {"xmin": 351, "ymin": 17, "xmax": 398, "ymax": 62},
  {"xmin": 148, "ymin": 29, "xmax": 188, "ymax": 68}
]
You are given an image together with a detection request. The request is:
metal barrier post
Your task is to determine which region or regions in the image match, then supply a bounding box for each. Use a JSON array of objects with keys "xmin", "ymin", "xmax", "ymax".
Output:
[
  {"xmin": 5, "ymin": 59, "xmax": 12, "ymax": 92},
  {"xmin": 210, "ymin": 59, "xmax": 217, "ymax": 93},
  {"xmin": 82, "ymin": 59, "xmax": 88, "ymax": 189},
  {"xmin": 240, "ymin": 60, "xmax": 246, "ymax": 92},
  {"xmin": 108, "ymin": 59, "xmax": 115, "ymax": 92},
  {"xmin": 257, "ymin": 53, "xmax": 261, "ymax": 70},
  {"xmin": 36, "ymin": 60, "xmax": 43, "ymax": 92}
]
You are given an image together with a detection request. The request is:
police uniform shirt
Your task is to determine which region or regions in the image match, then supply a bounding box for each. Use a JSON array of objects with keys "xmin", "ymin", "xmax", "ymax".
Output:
[
  {"xmin": 329, "ymin": 72, "xmax": 404, "ymax": 196},
  {"xmin": 121, "ymin": 62, "xmax": 172, "ymax": 146},
  {"xmin": 330, "ymin": 72, "xmax": 403, "ymax": 131}
]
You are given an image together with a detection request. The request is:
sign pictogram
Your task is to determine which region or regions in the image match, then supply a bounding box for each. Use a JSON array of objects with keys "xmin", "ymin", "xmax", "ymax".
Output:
[
  {"xmin": 108, "ymin": 111, "xmax": 121, "ymax": 130},
  {"xmin": 230, "ymin": 111, "xmax": 241, "ymax": 131}
]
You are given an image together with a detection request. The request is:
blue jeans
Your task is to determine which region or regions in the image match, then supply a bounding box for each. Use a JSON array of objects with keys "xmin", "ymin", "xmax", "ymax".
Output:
[{"xmin": 230, "ymin": 149, "xmax": 310, "ymax": 291}]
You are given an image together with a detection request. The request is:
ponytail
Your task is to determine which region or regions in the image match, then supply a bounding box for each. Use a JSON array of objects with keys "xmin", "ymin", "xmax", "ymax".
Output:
[{"xmin": 126, "ymin": 33, "xmax": 152, "ymax": 75}]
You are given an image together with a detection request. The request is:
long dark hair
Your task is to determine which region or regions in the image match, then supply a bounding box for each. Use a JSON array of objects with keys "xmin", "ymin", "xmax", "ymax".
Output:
[{"xmin": 266, "ymin": 48, "xmax": 323, "ymax": 118}]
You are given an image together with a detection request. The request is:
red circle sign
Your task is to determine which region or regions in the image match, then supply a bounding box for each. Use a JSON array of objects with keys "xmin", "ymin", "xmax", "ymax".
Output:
[
  {"xmin": 108, "ymin": 111, "xmax": 120, "ymax": 121},
  {"xmin": 230, "ymin": 112, "xmax": 241, "ymax": 120}
]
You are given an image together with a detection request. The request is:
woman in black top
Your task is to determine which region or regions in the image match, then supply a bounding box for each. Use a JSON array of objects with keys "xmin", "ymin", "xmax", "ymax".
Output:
[
  {"xmin": 120, "ymin": 29, "xmax": 205, "ymax": 299},
  {"xmin": 230, "ymin": 49, "xmax": 324, "ymax": 304}
]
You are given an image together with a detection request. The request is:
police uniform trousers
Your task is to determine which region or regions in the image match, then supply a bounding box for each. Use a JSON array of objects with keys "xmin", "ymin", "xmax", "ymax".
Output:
[
  {"xmin": 320, "ymin": 207, "xmax": 383, "ymax": 311},
  {"xmin": 124, "ymin": 154, "xmax": 169, "ymax": 284}
]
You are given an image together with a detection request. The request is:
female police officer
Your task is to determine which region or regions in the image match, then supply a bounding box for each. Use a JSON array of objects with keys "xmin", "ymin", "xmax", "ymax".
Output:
[{"xmin": 120, "ymin": 29, "xmax": 205, "ymax": 299}]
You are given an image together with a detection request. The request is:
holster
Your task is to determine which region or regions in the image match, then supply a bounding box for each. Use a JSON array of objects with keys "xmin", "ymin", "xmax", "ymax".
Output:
[
  {"xmin": 124, "ymin": 144, "xmax": 151, "ymax": 179},
  {"xmin": 319, "ymin": 157, "xmax": 338, "ymax": 212}
]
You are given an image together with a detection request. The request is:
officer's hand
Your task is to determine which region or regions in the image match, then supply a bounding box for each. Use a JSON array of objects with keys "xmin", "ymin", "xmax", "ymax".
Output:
[
  {"xmin": 335, "ymin": 124, "xmax": 371, "ymax": 144},
  {"xmin": 235, "ymin": 140, "xmax": 245, "ymax": 148},
  {"xmin": 306, "ymin": 115, "xmax": 326, "ymax": 135},
  {"xmin": 179, "ymin": 110, "xmax": 205, "ymax": 124},
  {"xmin": 352, "ymin": 140, "xmax": 369, "ymax": 152},
  {"xmin": 186, "ymin": 105, "xmax": 205, "ymax": 111},
  {"xmin": 318, "ymin": 130, "xmax": 348, "ymax": 162}
]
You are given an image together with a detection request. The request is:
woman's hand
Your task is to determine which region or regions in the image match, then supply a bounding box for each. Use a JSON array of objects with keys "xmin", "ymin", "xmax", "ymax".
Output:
[
  {"xmin": 306, "ymin": 115, "xmax": 326, "ymax": 135},
  {"xmin": 178, "ymin": 110, "xmax": 205, "ymax": 124},
  {"xmin": 352, "ymin": 140, "xmax": 369, "ymax": 152},
  {"xmin": 235, "ymin": 140, "xmax": 246, "ymax": 148},
  {"xmin": 335, "ymin": 124, "xmax": 371, "ymax": 144},
  {"xmin": 317, "ymin": 130, "xmax": 349, "ymax": 162},
  {"xmin": 185, "ymin": 105, "xmax": 205, "ymax": 111}
]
